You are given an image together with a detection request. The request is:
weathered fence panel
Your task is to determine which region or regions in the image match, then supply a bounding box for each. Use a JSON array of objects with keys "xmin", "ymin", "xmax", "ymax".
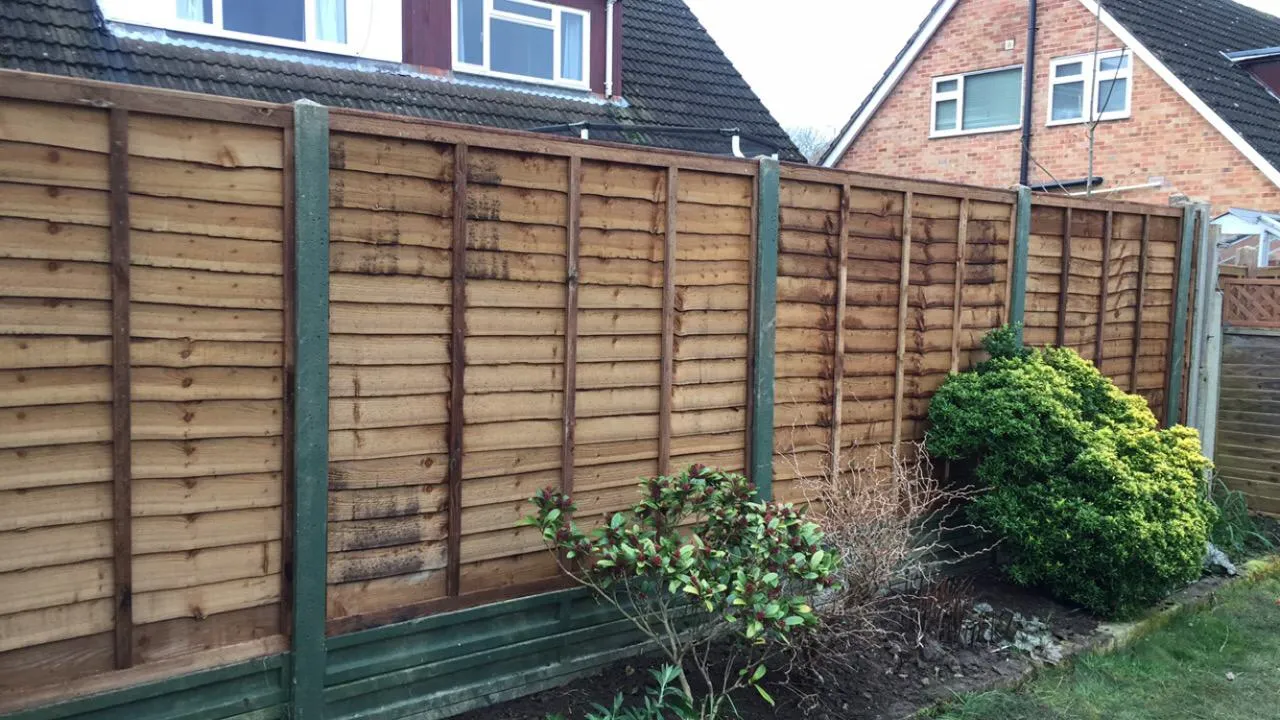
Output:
[
  {"xmin": 770, "ymin": 167, "xmax": 1016, "ymax": 498},
  {"xmin": 1215, "ymin": 331, "xmax": 1280, "ymax": 517},
  {"xmin": 1021, "ymin": 198, "xmax": 1185, "ymax": 421},
  {"xmin": 0, "ymin": 95, "xmax": 291, "ymax": 707},
  {"xmin": 0, "ymin": 70, "xmax": 1197, "ymax": 719}
]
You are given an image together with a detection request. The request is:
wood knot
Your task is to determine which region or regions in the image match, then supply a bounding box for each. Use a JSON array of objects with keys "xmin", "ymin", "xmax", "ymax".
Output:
[
  {"xmin": 45, "ymin": 187, "xmax": 61, "ymax": 198},
  {"xmin": 182, "ymin": 377, "xmax": 194, "ymax": 388},
  {"xmin": 46, "ymin": 149, "xmax": 61, "ymax": 163}
]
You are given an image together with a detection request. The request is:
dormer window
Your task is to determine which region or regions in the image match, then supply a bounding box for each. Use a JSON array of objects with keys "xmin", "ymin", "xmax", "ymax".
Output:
[{"xmin": 454, "ymin": 0, "xmax": 590, "ymax": 90}]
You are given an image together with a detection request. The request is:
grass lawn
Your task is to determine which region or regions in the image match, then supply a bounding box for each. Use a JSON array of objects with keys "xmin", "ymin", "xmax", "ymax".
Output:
[{"xmin": 932, "ymin": 568, "xmax": 1280, "ymax": 720}]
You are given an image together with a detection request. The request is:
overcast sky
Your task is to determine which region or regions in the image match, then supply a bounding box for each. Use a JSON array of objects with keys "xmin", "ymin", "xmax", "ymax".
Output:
[{"xmin": 685, "ymin": 0, "xmax": 1280, "ymax": 136}]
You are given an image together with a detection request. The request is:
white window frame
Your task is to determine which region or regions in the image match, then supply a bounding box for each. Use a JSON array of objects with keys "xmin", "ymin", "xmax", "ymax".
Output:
[
  {"xmin": 930, "ymin": 65, "xmax": 1025, "ymax": 139},
  {"xmin": 1047, "ymin": 49, "xmax": 1133, "ymax": 127},
  {"xmin": 452, "ymin": 0, "xmax": 591, "ymax": 91},
  {"xmin": 99, "ymin": 0, "xmax": 367, "ymax": 57}
]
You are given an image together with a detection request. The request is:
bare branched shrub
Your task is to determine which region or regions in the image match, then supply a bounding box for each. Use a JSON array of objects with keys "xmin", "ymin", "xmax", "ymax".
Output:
[{"xmin": 778, "ymin": 437, "xmax": 988, "ymax": 671}]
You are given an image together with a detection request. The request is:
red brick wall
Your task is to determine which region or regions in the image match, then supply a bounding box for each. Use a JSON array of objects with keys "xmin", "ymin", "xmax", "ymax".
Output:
[{"xmin": 835, "ymin": 0, "xmax": 1280, "ymax": 213}]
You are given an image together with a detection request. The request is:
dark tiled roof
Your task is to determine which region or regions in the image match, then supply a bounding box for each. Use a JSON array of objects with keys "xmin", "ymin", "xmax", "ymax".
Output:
[
  {"xmin": 1102, "ymin": 0, "xmax": 1280, "ymax": 174},
  {"xmin": 0, "ymin": 0, "xmax": 803, "ymax": 161}
]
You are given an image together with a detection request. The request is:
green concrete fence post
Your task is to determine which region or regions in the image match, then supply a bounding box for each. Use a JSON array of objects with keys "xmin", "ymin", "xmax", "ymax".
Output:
[
  {"xmin": 748, "ymin": 158, "xmax": 779, "ymax": 501},
  {"xmin": 290, "ymin": 99, "xmax": 330, "ymax": 720}
]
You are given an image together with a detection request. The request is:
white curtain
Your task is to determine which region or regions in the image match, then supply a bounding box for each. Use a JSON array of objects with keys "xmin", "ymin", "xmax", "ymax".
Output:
[
  {"xmin": 177, "ymin": 0, "xmax": 207, "ymax": 22},
  {"xmin": 315, "ymin": 0, "xmax": 347, "ymax": 43}
]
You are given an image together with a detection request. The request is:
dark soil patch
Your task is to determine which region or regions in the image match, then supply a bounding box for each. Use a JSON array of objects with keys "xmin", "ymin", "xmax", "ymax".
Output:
[{"xmin": 457, "ymin": 571, "xmax": 1099, "ymax": 720}]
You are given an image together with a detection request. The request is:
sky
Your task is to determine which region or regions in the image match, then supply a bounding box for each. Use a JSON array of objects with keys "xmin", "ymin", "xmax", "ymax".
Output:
[{"xmin": 685, "ymin": 0, "xmax": 1280, "ymax": 138}]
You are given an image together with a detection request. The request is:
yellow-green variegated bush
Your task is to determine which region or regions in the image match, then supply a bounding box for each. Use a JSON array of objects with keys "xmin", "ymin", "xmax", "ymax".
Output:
[{"xmin": 928, "ymin": 326, "xmax": 1215, "ymax": 617}]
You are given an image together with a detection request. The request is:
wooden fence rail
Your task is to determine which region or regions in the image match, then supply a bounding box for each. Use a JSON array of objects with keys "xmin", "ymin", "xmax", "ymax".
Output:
[{"xmin": 0, "ymin": 70, "xmax": 1198, "ymax": 720}]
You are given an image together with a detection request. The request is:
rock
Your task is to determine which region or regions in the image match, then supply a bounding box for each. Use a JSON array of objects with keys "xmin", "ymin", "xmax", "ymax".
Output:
[
  {"xmin": 1205, "ymin": 542, "xmax": 1238, "ymax": 576},
  {"xmin": 1226, "ymin": 671, "xmax": 1236, "ymax": 681},
  {"xmin": 973, "ymin": 602, "xmax": 994, "ymax": 614},
  {"xmin": 920, "ymin": 677, "xmax": 931, "ymax": 687},
  {"xmin": 861, "ymin": 691, "xmax": 873, "ymax": 701}
]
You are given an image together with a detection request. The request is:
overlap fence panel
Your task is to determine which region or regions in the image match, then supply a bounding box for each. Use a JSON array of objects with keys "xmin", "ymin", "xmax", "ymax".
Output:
[
  {"xmin": 771, "ymin": 167, "xmax": 1014, "ymax": 495},
  {"xmin": 0, "ymin": 71, "xmax": 1196, "ymax": 719},
  {"xmin": 1022, "ymin": 198, "xmax": 1184, "ymax": 421},
  {"xmin": 0, "ymin": 96, "xmax": 290, "ymax": 703}
]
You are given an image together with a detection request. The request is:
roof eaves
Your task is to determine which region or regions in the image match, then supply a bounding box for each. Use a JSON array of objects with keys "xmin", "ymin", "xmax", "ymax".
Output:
[
  {"xmin": 1222, "ymin": 46, "xmax": 1280, "ymax": 64},
  {"xmin": 818, "ymin": 0, "xmax": 958, "ymax": 167}
]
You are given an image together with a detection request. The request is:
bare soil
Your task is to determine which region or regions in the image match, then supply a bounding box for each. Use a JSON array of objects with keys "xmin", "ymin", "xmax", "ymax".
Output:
[{"xmin": 457, "ymin": 571, "xmax": 1100, "ymax": 720}]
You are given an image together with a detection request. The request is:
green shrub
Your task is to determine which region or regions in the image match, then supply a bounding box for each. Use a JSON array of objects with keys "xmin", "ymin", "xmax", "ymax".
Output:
[
  {"xmin": 928, "ymin": 328, "xmax": 1216, "ymax": 617},
  {"xmin": 524, "ymin": 465, "xmax": 838, "ymax": 717}
]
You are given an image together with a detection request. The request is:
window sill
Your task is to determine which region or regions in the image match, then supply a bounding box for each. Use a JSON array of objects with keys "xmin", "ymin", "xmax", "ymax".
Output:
[
  {"xmin": 453, "ymin": 63, "xmax": 592, "ymax": 93},
  {"xmin": 929, "ymin": 124, "xmax": 1023, "ymax": 139}
]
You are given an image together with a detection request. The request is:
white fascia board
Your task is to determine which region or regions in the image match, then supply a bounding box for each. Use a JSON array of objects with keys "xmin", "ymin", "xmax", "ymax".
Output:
[
  {"xmin": 820, "ymin": 0, "xmax": 960, "ymax": 167},
  {"xmin": 1075, "ymin": 0, "xmax": 1280, "ymax": 191}
]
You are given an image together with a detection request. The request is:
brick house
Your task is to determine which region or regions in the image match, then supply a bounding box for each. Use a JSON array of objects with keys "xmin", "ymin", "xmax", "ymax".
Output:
[{"xmin": 819, "ymin": 0, "xmax": 1280, "ymax": 214}]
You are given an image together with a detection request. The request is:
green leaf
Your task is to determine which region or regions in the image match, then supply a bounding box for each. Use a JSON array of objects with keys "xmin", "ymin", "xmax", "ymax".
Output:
[
  {"xmin": 545, "ymin": 508, "xmax": 561, "ymax": 524},
  {"xmin": 755, "ymin": 684, "xmax": 775, "ymax": 706},
  {"xmin": 751, "ymin": 664, "xmax": 767, "ymax": 683}
]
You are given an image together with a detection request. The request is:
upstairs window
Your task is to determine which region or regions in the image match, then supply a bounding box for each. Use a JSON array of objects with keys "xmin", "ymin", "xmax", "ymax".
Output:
[
  {"xmin": 454, "ymin": 0, "xmax": 590, "ymax": 89},
  {"xmin": 931, "ymin": 66, "xmax": 1024, "ymax": 137},
  {"xmin": 1048, "ymin": 50, "xmax": 1132, "ymax": 125},
  {"xmin": 97, "ymin": 0, "xmax": 403, "ymax": 60},
  {"xmin": 175, "ymin": 0, "xmax": 347, "ymax": 44}
]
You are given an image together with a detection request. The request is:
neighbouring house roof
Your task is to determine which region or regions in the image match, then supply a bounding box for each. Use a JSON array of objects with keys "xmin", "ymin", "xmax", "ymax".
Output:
[
  {"xmin": 818, "ymin": 0, "xmax": 1280, "ymax": 188},
  {"xmin": 0, "ymin": 0, "xmax": 804, "ymax": 162}
]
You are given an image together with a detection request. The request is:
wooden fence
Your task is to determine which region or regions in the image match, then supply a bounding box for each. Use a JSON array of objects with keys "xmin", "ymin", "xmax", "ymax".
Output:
[
  {"xmin": 1215, "ymin": 265, "xmax": 1280, "ymax": 517},
  {"xmin": 0, "ymin": 70, "xmax": 1198, "ymax": 720}
]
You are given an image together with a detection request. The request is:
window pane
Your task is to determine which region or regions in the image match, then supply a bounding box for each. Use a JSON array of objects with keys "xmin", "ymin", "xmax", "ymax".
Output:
[
  {"xmin": 1051, "ymin": 80, "xmax": 1085, "ymax": 121},
  {"xmin": 1097, "ymin": 78, "xmax": 1128, "ymax": 114},
  {"xmin": 491, "ymin": 18, "xmax": 555, "ymax": 79},
  {"xmin": 494, "ymin": 0, "xmax": 553, "ymax": 20},
  {"xmin": 457, "ymin": 0, "xmax": 483, "ymax": 65},
  {"xmin": 1055, "ymin": 61, "xmax": 1083, "ymax": 77},
  {"xmin": 561, "ymin": 12, "xmax": 584, "ymax": 82},
  {"xmin": 177, "ymin": 0, "xmax": 212, "ymax": 23},
  {"xmin": 962, "ymin": 68, "xmax": 1022, "ymax": 130},
  {"xmin": 1099, "ymin": 54, "xmax": 1129, "ymax": 72},
  {"xmin": 935, "ymin": 99, "xmax": 958, "ymax": 132},
  {"xmin": 223, "ymin": 0, "xmax": 305, "ymax": 41},
  {"xmin": 936, "ymin": 79, "xmax": 958, "ymax": 93},
  {"xmin": 315, "ymin": 0, "xmax": 346, "ymax": 43}
]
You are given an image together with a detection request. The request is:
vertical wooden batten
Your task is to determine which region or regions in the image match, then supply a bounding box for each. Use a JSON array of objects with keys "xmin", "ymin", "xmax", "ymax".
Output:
[
  {"xmin": 1095, "ymin": 211, "xmax": 1114, "ymax": 365},
  {"xmin": 950, "ymin": 198, "xmax": 969, "ymax": 373},
  {"xmin": 1129, "ymin": 215, "xmax": 1150, "ymax": 392},
  {"xmin": 447, "ymin": 144, "xmax": 469, "ymax": 597},
  {"xmin": 1166, "ymin": 206, "xmax": 1197, "ymax": 427},
  {"xmin": 1008, "ymin": 187, "xmax": 1032, "ymax": 344},
  {"xmin": 279, "ymin": 123, "xmax": 297, "ymax": 640},
  {"xmin": 891, "ymin": 191, "xmax": 914, "ymax": 456},
  {"xmin": 744, "ymin": 170, "xmax": 759, "ymax": 483},
  {"xmin": 107, "ymin": 106, "xmax": 134, "ymax": 671},
  {"xmin": 658, "ymin": 167, "xmax": 678, "ymax": 476},
  {"xmin": 289, "ymin": 99, "xmax": 330, "ymax": 720},
  {"xmin": 1057, "ymin": 208, "xmax": 1073, "ymax": 346},
  {"xmin": 561, "ymin": 156, "xmax": 581, "ymax": 498},
  {"xmin": 748, "ymin": 158, "xmax": 780, "ymax": 500},
  {"xmin": 830, "ymin": 184, "xmax": 850, "ymax": 473}
]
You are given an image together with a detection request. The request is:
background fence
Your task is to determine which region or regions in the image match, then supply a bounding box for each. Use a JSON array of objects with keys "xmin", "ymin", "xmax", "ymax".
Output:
[
  {"xmin": 0, "ymin": 71, "xmax": 1199, "ymax": 719},
  {"xmin": 1215, "ymin": 265, "xmax": 1280, "ymax": 518}
]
